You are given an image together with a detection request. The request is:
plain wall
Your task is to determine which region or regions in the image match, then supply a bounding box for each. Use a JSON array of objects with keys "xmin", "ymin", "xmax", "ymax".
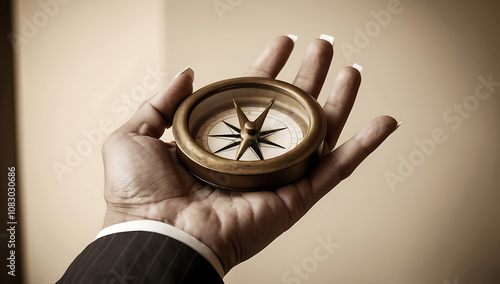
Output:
[{"xmin": 14, "ymin": 0, "xmax": 500, "ymax": 283}]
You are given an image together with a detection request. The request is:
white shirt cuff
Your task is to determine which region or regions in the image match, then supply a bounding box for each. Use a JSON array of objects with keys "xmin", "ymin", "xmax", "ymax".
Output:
[{"xmin": 96, "ymin": 220, "xmax": 224, "ymax": 278}]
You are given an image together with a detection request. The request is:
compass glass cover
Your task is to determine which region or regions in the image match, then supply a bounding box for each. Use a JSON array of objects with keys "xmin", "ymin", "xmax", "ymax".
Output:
[{"xmin": 188, "ymin": 85, "xmax": 310, "ymax": 162}]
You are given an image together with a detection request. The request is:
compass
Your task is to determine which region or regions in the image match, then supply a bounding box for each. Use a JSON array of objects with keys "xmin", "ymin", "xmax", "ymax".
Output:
[{"xmin": 172, "ymin": 77, "xmax": 326, "ymax": 190}]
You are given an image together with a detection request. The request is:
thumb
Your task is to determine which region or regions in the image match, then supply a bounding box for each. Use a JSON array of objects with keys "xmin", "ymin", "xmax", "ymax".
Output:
[{"xmin": 116, "ymin": 67, "xmax": 194, "ymax": 138}]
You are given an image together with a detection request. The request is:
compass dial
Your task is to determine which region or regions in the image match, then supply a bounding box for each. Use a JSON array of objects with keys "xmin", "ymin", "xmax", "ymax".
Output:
[{"xmin": 196, "ymin": 106, "xmax": 304, "ymax": 161}]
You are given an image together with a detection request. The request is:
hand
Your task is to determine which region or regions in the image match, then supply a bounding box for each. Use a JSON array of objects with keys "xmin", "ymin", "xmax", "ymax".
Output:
[{"xmin": 101, "ymin": 35, "xmax": 398, "ymax": 274}]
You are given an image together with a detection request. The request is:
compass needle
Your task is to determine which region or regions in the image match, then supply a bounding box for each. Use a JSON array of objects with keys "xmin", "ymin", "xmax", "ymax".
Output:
[
  {"xmin": 258, "ymin": 138, "xmax": 285, "ymax": 149},
  {"xmin": 233, "ymin": 100, "xmax": 249, "ymax": 130},
  {"xmin": 235, "ymin": 138, "xmax": 252, "ymax": 161},
  {"xmin": 253, "ymin": 99, "xmax": 275, "ymax": 132},
  {"xmin": 214, "ymin": 141, "xmax": 241, "ymax": 154},
  {"xmin": 222, "ymin": 121, "xmax": 241, "ymax": 133},
  {"xmin": 250, "ymin": 140, "xmax": 264, "ymax": 160},
  {"xmin": 259, "ymin": 127, "xmax": 286, "ymax": 137},
  {"xmin": 209, "ymin": 134, "xmax": 241, "ymax": 138}
]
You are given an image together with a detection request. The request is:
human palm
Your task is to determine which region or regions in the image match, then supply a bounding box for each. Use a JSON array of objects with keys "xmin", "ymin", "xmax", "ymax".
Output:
[{"xmin": 101, "ymin": 36, "xmax": 398, "ymax": 274}]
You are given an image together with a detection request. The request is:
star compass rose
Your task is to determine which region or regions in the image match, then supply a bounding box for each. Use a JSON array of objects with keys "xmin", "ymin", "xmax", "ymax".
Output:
[{"xmin": 208, "ymin": 99, "xmax": 287, "ymax": 161}]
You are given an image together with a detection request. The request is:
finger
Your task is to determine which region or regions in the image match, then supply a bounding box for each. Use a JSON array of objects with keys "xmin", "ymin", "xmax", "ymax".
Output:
[
  {"xmin": 245, "ymin": 35, "xmax": 295, "ymax": 78},
  {"xmin": 116, "ymin": 67, "xmax": 194, "ymax": 138},
  {"xmin": 310, "ymin": 115, "xmax": 398, "ymax": 199},
  {"xmin": 322, "ymin": 66, "xmax": 362, "ymax": 152},
  {"xmin": 292, "ymin": 36, "xmax": 334, "ymax": 99}
]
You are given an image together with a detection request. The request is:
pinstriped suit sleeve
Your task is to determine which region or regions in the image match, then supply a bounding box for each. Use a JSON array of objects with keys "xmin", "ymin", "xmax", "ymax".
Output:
[{"xmin": 57, "ymin": 231, "xmax": 224, "ymax": 284}]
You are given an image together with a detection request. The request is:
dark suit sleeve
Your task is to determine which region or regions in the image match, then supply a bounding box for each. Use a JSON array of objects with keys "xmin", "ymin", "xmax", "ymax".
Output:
[{"xmin": 57, "ymin": 231, "xmax": 224, "ymax": 284}]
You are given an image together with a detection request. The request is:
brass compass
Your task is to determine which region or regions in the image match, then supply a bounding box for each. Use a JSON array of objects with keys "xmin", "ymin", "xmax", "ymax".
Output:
[{"xmin": 172, "ymin": 77, "xmax": 326, "ymax": 190}]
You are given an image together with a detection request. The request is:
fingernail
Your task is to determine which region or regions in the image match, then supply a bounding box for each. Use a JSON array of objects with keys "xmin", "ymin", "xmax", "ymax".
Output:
[
  {"xmin": 319, "ymin": 34, "xmax": 334, "ymax": 45},
  {"xmin": 174, "ymin": 66, "xmax": 194, "ymax": 81},
  {"xmin": 352, "ymin": 63, "xmax": 363, "ymax": 72},
  {"xmin": 287, "ymin": 34, "xmax": 298, "ymax": 43},
  {"xmin": 394, "ymin": 121, "xmax": 403, "ymax": 131}
]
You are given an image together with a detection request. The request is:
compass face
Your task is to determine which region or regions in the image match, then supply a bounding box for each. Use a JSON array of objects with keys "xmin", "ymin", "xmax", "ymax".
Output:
[
  {"xmin": 172, "ymin": 77, "xmax": 326, "ymax": 190},
  {"xmin": 196, "ymin": 107, "xmax": 304, "ymax": 161}
]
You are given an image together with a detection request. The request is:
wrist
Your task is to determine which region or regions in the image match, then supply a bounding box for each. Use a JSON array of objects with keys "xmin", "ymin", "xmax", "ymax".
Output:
[{"xmin": 102, "ymin": 207, "xmax": 147, "ymax": 229}]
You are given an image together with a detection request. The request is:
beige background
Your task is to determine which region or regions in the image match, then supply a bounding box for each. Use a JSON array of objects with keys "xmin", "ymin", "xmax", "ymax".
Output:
[{"xmin": 14, "ymin": 0, "xmax": 500, "ymax": 283}]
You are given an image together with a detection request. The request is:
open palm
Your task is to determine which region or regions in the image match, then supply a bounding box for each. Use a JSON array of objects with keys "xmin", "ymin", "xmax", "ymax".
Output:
[{"xmin": 101, "ymin": 36, "xmax": 398, "ymax": 274}]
